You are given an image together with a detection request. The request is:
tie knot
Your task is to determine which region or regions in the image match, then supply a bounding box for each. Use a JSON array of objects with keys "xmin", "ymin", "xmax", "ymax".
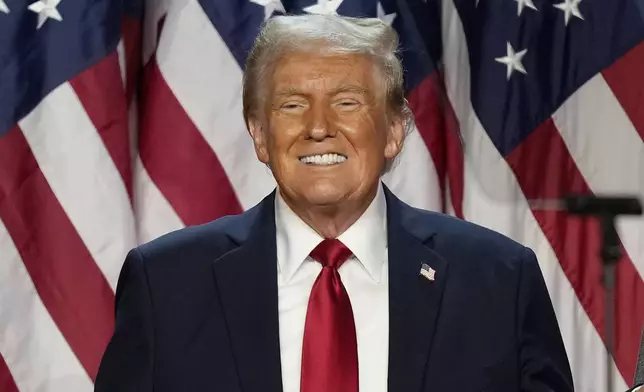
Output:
[{"xmin": 310, "ymin": 239, "xmax": 353, "ymax": 269}]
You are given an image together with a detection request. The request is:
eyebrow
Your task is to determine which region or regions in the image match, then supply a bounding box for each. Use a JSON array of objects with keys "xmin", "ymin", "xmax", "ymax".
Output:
[
  {"xmin": 273, "ymin": 86, "xmax": 303, "ymax": 97},
  {"xmin": 329, "ymin": 85, "xmax": 369, "ymax": 95}
]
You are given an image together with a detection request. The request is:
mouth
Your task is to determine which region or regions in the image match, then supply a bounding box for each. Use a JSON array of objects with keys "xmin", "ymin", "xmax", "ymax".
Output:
[{"xmin": 299, "ymin": 153, "xmax": 348, "ymax": 166}]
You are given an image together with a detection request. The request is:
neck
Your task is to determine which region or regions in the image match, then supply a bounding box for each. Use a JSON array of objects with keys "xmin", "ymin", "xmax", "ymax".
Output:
[{"xmin": 280, "ymin": 186, "xmax": 379, "ymax": 239}]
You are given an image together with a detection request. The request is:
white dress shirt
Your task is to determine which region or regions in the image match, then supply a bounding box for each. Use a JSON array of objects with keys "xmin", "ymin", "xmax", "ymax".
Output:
[{"xmin": 275, "ymin": 183, "xmax": 389, "ymax": 392}]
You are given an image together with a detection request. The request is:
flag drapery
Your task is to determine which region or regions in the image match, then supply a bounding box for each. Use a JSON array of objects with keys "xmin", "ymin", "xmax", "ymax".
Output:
[{"xmin": 1, "ymin": 0, "xmax": 643, "ymax": 390}]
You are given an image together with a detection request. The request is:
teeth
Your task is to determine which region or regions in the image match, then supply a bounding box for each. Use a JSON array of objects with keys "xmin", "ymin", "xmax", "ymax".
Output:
[{"xmin": 300, "ymin": 153, "xmax": 347, "ymax": 165}]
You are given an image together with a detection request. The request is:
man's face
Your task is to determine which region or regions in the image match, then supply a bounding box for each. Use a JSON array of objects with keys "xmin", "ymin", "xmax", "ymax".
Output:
[{"xmin": 249, "ymin": 51, "xmax": 404, "ymax": 208}]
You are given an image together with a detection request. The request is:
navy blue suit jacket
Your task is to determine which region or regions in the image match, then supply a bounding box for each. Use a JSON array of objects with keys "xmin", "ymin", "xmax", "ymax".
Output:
[{"xmin": 95, "ymin": 187, "xmax": 574, "ymax": 392}]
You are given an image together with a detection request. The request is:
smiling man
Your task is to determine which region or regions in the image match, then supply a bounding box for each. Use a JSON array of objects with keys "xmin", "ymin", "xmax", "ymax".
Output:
[
  {"xmin": 95, "ymin": 14, "xmax": 574, "ymax": 392},
  {"xmin": 248, "ymin": 48, "xmax": 404, "ymax": 239}
]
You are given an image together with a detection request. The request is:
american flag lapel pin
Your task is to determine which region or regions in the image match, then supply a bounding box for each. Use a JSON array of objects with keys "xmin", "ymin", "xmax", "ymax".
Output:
[{"xmin": 420, "ymin": 263, "xmax": 435, "ymax": 281}]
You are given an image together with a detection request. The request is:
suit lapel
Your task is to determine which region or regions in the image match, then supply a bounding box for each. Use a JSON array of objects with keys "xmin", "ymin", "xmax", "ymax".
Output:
[
  {"xmin": 212, "ymin": 191, "xmax": 283, "ymax": 392},
  {"xmin": 385, "ymin": 188, "xmax": 449, "ymax": 392}
]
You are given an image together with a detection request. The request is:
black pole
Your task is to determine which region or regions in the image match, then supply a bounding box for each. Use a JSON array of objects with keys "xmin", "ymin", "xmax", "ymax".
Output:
[
  {"xmin": 564, "ymin": 195, "xmax": 642, "ymax": 392},
  {"xmin": 600, "ymin": 216, "xmax": 621, "ymax": 392}
]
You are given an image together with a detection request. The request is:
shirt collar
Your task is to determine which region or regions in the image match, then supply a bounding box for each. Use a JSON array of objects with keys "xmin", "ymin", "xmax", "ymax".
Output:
[{"xmin": 275, "ymin": 182, "xmax": 388, "ymax": 284}]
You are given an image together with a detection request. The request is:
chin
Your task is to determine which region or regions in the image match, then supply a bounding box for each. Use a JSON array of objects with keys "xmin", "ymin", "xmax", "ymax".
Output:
[
  {"xmin": 299, "ymin": 181, "xmax": 350, "ymax": 206},
  {"xmin": 301, "ymin": 194, "xmax": 344, "ymax": 207}
]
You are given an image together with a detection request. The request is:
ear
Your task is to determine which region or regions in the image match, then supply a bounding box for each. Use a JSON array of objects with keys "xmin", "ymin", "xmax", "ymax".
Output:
[
  {"xmin": 248, "ymin": 118, "xmax": 270, "ymax": 164},
  {"xmin": 384, "ymin": 114, "xmax": 405, "ymax": 160}
]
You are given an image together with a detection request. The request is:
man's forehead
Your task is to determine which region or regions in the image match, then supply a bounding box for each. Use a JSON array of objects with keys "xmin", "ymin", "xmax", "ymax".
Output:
[
  {"xmin": 273, "ymin": 52, "xmax": 373, "ymax": 75},
  {"xmin": 275, "ymin": 50, "xmax": 368, "ymax": 65},
  {"xmin": 273, "ymin": 83, "xmax": 370, "ymax": 96},
  {"xmin": 270, "ymin": 53, "xmax": 377, "ymax": 95}
]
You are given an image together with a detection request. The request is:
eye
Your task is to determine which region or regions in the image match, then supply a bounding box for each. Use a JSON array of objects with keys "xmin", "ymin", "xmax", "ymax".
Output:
[
  {"xmin": 335, "ymin": 99, "xmax": 360, "ymax": 110},
  {"xmin": 280, "ymin": 102, "xmax": 307, "ymax": 112}
]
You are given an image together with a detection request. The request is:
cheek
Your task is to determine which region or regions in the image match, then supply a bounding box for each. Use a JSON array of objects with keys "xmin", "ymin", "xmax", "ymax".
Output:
[
  {"xmin": 345, "ymin": 116, "xmax": 388, "ymax": 156},
  {"xmin": 267, "ymin": 122, "xmax": 300, "ymax": 158},
  {"xmin": 346, "ymin": 121, "xmax": 390, "ymax": 175}
]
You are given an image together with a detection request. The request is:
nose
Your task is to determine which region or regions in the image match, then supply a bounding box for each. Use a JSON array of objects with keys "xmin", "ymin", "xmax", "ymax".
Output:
[{"xmin": 306, "ymin": 104, "xmax": 336, "ymax": 141}]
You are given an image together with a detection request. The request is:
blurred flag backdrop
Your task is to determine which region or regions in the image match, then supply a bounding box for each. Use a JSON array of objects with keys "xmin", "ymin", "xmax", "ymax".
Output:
[{"xmin": 1, "ymin": 0, "xmax": 643, "ymax": 390}]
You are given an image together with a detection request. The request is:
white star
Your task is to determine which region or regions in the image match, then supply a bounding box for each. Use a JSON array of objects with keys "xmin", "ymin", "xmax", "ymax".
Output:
[
  {"xmin": 304, "ymin": 0, "xmax": 343, "ymax": 15},
  {"xmin": 495, "ymin": 42, "xmax": 528, "ymax": 80},
  {"xmin": 553, "ymin": 0, "xmax": 584, "ymax": 26},
  {"xmin": 250, "ymin": 0, "xmax": 285, "ymax": 20},
  {"xmin": 0, "ymin": 0, "xmax": 9, "ymax": 14},
  {"xmin": 515, "ymin": 0, "xmax": 537, "ymax": 16},
  {"xmin": 28, "ymin": 0, "xmax": 63, "ymax": 29},
  {"xmin": 377, "ymin": 2, "xmax": 396, "ymax": 26}
]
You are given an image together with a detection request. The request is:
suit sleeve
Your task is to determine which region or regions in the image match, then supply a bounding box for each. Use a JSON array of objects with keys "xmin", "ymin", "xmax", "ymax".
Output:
[
  {"xmin": 94, "ymin": 248, "xmax": 154, "ymax": 392},
  {"xmin": 517, "ymin": 247, "xmax": 575, "ymax": 392}
]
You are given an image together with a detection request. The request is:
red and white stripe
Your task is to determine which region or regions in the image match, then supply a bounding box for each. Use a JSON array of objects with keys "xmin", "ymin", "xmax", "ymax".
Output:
[
  {"xmin": 1, "ymin": 0, "xmax": 642, "ymax": 390},
  {"xmin": 438, "ymin": 1, "xmax": 644, "ymax": 390},
  {"xmin": 0, "ymin": 220, "xmax": 92, "ymax": 391}
]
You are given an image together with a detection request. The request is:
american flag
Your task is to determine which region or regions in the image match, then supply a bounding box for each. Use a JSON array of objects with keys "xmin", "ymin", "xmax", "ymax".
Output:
[{"xmin": 0, "ymin": 0, "xmax": 643, "ymax": 390}]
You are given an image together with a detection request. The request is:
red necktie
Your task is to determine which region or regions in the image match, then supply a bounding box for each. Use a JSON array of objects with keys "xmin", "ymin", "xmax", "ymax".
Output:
[{"xmin": 300, "ymin": 239, "xmax": 359, "ymax": 392}]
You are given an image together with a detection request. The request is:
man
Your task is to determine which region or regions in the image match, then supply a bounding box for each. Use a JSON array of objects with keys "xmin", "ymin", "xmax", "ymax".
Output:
[{"xmin": 95, "ymin": 14, "xmax": 574, "ymax": 392}]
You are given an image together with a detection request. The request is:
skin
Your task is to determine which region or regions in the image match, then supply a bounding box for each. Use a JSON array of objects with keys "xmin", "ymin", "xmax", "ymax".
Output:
[{"xmin": 248, "ymin": 50, "xmax": 405, "ymax": 238}]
